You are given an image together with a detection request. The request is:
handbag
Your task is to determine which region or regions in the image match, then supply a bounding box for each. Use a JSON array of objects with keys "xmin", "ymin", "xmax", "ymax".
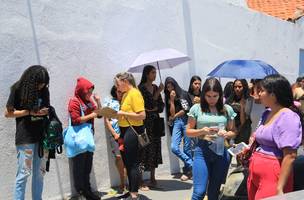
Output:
[
  {"xmin": 152, "ymin": 117, "xmax": 165, "ymax": 137},
  {"xmin": 126, "ymin": 119, "xmax": 151, "ymax": 148},
  {"xmin": 63, "ymin": 104, "xmax": 95, "ymax": 158}
]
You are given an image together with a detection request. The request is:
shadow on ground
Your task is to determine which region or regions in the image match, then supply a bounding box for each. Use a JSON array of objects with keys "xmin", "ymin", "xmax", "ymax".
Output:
[
  {"xmin": 103, "ymin": 194, "xmax": 151, "ymax": 200},
  {"xmin": 148, "ymin": 179, "xmax": 192, "ymax": 192}
]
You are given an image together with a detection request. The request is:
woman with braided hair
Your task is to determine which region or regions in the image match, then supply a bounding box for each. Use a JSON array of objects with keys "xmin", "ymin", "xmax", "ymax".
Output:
[{"xmin": 5, "ymin": 65, "xmax": 50, "ymax": 200}]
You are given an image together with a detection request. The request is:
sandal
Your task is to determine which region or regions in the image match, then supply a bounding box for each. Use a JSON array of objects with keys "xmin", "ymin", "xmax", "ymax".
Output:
[{"xmin": 139, "ymin": 184, "xmax": 150, "ymax": 191}]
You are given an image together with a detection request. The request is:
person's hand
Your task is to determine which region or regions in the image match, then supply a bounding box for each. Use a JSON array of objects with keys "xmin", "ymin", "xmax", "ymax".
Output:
[
  {"xmin": 91, "ymin": 112, "xmax": 98, "ymax": 118},
  {"xmin": 170, "ymin": 90, "xmax": 176, "ymax": 101},
  {"xmin": 221, "ymin": 130, "xmax": 235, "ymax": 139},
  {"xmin": 201, "ymin": 134, "xmax": 218, "ymax": 141},
  {"xmin": 198, "ymin": 127, "xmax": 217, "ymax": 141},
  {"xmin": 168, "ymin": 116, "xmax": 175, "ymax": 122},
  {"xmin": 218, "ymin": 129, "xmax": 227, "ymax": 137},
  {"xmin": 93, "ymin": 93, "xmax": 101, "ymax": 102},
  {"xmin": 158, "ymin": 83, "xmax": 164, "ymax": 92},
  {"xmin": 117, "ymin": 110, "xmax": 127, "ymax": 120},
  {"xmin": 193, "ymin": 96, "xmax": 200, "ymax": 104},
  {"xmin": 30, "ymin": 107, "xmax": 49, "ymax": 116},
  {"xmin": 114, "ymin": 133, "xmax": 120, "ymax": 140}
]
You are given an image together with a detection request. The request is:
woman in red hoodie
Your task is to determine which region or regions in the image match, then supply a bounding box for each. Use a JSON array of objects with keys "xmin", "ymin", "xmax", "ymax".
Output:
[{"xmin": 68, "ymin": 77, "xmax": 101, "ymax": 200}]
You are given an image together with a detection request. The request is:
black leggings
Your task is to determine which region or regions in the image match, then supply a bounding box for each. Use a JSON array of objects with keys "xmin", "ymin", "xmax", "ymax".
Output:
[
  {"xmin": 72, "ymin": 151, "xmax": 93, "ymax": 193},
  {"xmin": 120, "ymin": 126, "xmax": 143, "ymax": 192}
]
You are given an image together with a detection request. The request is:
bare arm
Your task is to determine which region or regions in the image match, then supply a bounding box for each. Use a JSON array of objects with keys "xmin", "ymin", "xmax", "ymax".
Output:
[
  {"xmin": 174, "ymin": 110, "xmax": 185, "ymax": 118},
  {"xmin": 218, "ymin": 119, "xmax": 237, "ymax": 139},
  {"xmin": 153, "ymin": 83, "xmax": 164, "ymax": 101},
  {"xmin": 169, "ymin": 99, "xmax": 175, "ymax": 117},
  {"xmin": 79, "ymin": 112, "xmax": 98, "ymax": 123},
  {"xmin": 5, "ymin": 108, "xmax": 49, "ymax": 118},
  {"xmin": 186, "ymin": 116, "xmax": 213, "ymax": 137},
  {"xmin": 239, "ymin": 98, "xmax": 246, "ymax": 125},
  {"xmin": 117, "ymin": 110, "xmax": 146, "ymax": 121},
  {"xmin": 5, "ymin": 108, "xmax": 29, "ymax": 118},
  {"xmin": 104, "ymin": 117, "xmax": 119, "ymax": 139},
  {"xmin": 277, "ymin": 148, "xmax": 297, "ymax": 194}
]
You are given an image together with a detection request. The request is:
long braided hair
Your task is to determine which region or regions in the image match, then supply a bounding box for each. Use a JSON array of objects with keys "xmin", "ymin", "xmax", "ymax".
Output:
[{"xmin": 10, "ymin": 65, "xmax": 50, "ymax": 112}]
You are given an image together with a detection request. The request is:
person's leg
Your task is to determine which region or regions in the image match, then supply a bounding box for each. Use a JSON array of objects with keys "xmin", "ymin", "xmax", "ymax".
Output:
[
  {"xmin": 31, "ymin": 143, "xmax": 47, "ymax": 200},
  {"xmin": 115, "ymin": 155, "xmax": 126, "ymax": 190},
  {"xmin": 124, "ymin": 127, "xmax": 140, "ymax": 198},
  {"xmin": 182, "ymin": 119, "xmax": 193, "ymax": 170},
  {"xmin": 71, "ymin": 153, "xmax": 86, "ymax": 193},
  {"xmin": 247, "ymin": 153, "xmax": 258, "ymax": 200},
  {"xmin": 191, "ymin": 146, "xmax": 208, "ymax": 200},
  {"xmin": 14, "ymin": 144, "xmax": 35, "ymax": 200},
  {"xmin": 171, "ymin": 118, "xmax": 192, "ymax": 167},
  {"xmin": 150, "ymin": 168, "xmax": 157, "ymax": 186},
  {"xmin": 84, "ymin": 152, "xmax": 93, "ymax": 192},
  {"xmin": 81, "ymin": 152, "xmax": 100, "ymax": 200},
  {"xmin": 207, "ymin": 149, "xmax": 230, "ymax": 200},
  {"xmin": 171, "ymin": 118, "xmax": 183, "ymax": 158}
]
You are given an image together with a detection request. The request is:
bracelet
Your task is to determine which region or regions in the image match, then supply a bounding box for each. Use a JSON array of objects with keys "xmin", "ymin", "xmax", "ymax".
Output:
[{"xmin": 28, "ymin": 110, "xmax": 31, "ymax": 116}]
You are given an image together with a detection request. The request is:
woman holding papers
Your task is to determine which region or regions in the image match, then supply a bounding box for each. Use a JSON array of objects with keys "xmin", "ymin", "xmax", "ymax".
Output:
[{"xmin": 115, "ymin": 72, "xmax": 146, "ymax": 200}]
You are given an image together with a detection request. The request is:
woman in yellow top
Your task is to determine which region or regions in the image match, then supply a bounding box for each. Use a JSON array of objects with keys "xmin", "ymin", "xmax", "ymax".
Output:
[{"xmin": 115, "ymin": 72, "xmax": 146, "ymax": 200}]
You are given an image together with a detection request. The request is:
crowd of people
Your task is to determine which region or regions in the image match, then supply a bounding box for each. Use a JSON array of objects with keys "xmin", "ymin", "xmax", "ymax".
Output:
[{"xmin": 4, "ymin": 65, "xmax": 304, "ymax": 200}]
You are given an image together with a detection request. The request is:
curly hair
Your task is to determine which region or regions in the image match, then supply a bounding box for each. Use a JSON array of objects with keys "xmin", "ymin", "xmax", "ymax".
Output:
[{"xmin": 10, "ymin": 65, "xmax": 50, "ymax": 112}]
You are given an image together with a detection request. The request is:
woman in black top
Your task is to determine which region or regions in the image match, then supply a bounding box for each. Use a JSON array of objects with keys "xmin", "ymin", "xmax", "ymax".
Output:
[
  {"xmin": 138, "ymin": 65, "xmax": 164, "ymax": 188},
  {"xmin": 5, "ymin": 65, "xmax": 50, "ymax": 200},
  {"xmin": 188, "ymin": 75, "xmax": 202, "ymax": 104},
  {"xmin": 225, "ymin": 79, "xmax": 253, "ymax": 144},
  {"xmin": 164, "ymin": 77, "xmax": 193, "ymax": 181}
]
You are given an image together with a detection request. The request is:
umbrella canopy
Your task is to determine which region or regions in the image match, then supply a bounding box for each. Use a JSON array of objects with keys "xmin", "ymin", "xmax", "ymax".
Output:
[
  {"xmin": 207, "ymin": 60, "xmax": 279, "ymax": 79},
  {"xmin": 127, "ymin": 48, "xmax": 190, "ymax": 82}
]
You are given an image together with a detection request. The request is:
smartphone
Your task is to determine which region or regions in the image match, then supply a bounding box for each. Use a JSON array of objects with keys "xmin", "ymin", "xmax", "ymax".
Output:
[
  {"xmin": 40, "ymin": 107, "xmax": 49, "ymax": 112},
  {"xmin": 228, "ymin": 142, "xmax": 249, "ymax": 156}
]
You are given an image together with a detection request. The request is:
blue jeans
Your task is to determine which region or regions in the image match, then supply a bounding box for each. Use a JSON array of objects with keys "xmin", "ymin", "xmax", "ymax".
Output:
[
  {"xmin": 15, "ymin": 143, "xmax": 46, "ymax": 200},
  {"xmin": 171, "ymin": 117, "xmax": 193, "ymax": 171},
  {"xmin": 191, "ymin": 141, "xmax": 230, "ymax": 200}
]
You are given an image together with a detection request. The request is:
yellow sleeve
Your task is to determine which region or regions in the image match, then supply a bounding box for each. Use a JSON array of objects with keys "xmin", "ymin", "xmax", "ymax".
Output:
[{"xmin": 131, "ymin": 89, "xmax": 145, "ymax": 113}]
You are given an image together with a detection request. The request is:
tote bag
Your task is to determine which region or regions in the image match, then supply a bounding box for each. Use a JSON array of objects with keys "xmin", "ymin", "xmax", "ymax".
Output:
[{"xmin": 63, "ymin": 105, "xmax": 95, "ymax": 158}]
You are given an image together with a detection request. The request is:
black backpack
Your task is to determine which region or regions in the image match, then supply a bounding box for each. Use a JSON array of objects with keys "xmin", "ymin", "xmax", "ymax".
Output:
[
  {"xmin": 39, "ymin": 106, "xmax": 63, "ymax": 171},
  {"xmin": 43, "ymin": 118, "xmax": 63, "ymax": 152}
]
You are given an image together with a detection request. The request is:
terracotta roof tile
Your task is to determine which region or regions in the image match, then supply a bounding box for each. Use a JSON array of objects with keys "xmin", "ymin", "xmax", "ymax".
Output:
[{"xmin": 247, "ymin": 0, "xmax": 304, "ymax": 21}]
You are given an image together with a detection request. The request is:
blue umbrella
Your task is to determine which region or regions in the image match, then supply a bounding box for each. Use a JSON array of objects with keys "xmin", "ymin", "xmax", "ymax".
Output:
[{"xmin": 207, "ymin": 60, "xmax": 279, "ymax": 79}]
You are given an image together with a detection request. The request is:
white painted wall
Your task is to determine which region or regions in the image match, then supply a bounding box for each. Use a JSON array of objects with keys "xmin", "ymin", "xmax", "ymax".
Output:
[{"xmin": 0, "ymin": 0, "xmax": 303, "ymax": 199}]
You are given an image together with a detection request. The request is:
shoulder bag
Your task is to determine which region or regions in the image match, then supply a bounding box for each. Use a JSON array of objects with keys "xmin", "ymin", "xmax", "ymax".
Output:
[{"xmin": 63, "ymin": 102, "xmax": 95, "ymax": 158}]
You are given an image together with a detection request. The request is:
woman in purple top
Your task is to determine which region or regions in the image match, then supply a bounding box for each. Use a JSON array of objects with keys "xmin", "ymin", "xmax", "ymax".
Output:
[{"xmin": 247, "ymin": 74, "xmax": 303, "ymax": 200}]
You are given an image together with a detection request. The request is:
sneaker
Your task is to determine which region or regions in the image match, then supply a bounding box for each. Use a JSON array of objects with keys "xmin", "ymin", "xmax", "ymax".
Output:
[{"xmin": 82, "ymin": 190, "xmax": 100, "ymax": 200}]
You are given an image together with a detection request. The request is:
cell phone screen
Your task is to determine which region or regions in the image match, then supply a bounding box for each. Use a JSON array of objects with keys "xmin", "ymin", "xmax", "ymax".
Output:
[{"xmin": 228, "ymin": 142, "xmax": 248, "ymax": 156}]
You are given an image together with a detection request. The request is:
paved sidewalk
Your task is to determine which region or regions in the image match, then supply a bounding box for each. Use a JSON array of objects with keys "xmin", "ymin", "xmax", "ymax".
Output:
[{"xmin": 100, "ymin": 175, "xmax": 195, "ymax": 200}]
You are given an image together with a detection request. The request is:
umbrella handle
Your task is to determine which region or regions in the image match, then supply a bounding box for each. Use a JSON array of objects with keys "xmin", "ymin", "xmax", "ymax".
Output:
[{"xmin": 157, "ymin": 61, "xmax": 163, "ymax": 83}]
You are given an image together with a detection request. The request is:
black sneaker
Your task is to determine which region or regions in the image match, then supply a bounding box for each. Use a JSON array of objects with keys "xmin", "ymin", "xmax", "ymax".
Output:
[{"xmin": 82, "ymin": 190, "xmax": 100, "ymax": 200}]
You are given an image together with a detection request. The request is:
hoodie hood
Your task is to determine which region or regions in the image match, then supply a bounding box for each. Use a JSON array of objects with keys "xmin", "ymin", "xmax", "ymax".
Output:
[{"xmin": 74, "ymin": 77, "xmax": 94, "ymax": 102}]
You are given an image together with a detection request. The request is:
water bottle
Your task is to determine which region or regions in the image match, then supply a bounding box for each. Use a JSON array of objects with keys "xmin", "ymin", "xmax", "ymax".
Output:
[{"xmin": 208, "ymin": 123, "xmax": 225, "ymax": 155}]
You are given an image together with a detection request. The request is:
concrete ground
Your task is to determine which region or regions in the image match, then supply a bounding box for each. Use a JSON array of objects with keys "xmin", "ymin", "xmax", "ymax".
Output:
[
  {"xmin": 100, "ymin": 174, "xmax": 195, "ymax": 200},
  {"xmin": 97, "ymin": 174, "xmax": 210, "ymax": 200}
]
